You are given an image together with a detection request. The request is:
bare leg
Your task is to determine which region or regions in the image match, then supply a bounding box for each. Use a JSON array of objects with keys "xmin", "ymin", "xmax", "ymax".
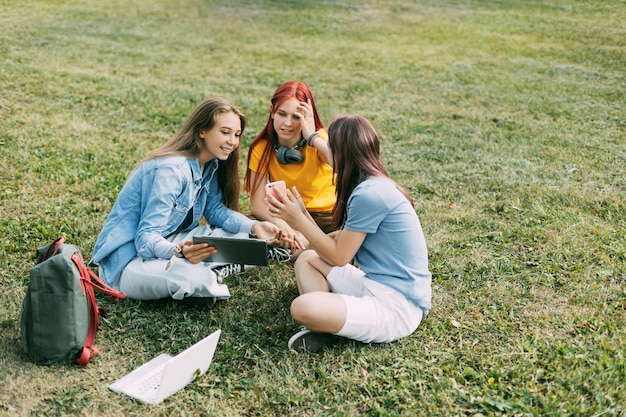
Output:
[
  {"xmin": 293, "ymin": 249, "xmax": 332, "ymax": 293},
  {"xmin": 291, "ymin": 250, "xmax": 347, "ymax": 333},
  {"xmin": 291, "ymin": 292, "xmax": 347, "ymax": 333}
]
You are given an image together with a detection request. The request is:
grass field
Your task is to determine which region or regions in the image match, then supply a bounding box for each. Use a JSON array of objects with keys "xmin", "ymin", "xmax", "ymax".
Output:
[{"xmin": 1, "ymin": 0, "xmax": 624, "ymax": 416}]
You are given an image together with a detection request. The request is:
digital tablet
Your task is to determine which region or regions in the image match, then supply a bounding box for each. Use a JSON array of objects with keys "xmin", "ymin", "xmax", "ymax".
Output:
[{"xmin": 192, "ymin": 236, "xmax": 268, "ymax": 266}]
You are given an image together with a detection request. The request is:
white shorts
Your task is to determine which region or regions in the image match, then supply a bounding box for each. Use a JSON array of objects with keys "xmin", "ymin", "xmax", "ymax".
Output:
[{"xmin": 327, "ymin": 264, "xmax": 423, "ymax": 344}]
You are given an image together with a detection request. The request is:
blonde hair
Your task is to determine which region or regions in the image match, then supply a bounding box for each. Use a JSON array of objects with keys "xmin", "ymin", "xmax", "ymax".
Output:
[
  {"xmin": 143, "ymin": 98, "xmax": 247, "ymax": 210},
  {"xmin": 144, "ymin": 98, "xmax": 246, "ymax": 161}
]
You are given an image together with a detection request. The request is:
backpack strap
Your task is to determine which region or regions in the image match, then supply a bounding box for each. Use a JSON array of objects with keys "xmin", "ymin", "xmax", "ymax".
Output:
[
  {"xmin": 86, "ymin": 266, "xmax": 126, "ymax": 300},
  {"xmin": 42, "ymin": 236, "xmax": 65, "ymax": 260},
  {"xmin": 71, "ymin": 252, "xmax": 126, "ymax": 365},
  {"xmin": 76, "ymin": 276, "xmax": 99, "ymax": 366}
]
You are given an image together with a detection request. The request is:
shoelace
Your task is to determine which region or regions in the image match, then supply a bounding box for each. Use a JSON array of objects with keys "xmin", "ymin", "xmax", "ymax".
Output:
[
  {"xmin": 267, "ymin": 247, "xmax": 291, "ymax": 262},
  {"xmin": 212, "ymin": 263, "xmax": 244, "ymax": 282}
]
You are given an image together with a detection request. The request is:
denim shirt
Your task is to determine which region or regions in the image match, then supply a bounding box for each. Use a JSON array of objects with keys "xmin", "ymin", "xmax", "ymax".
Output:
[{"xmin": 89, "ymin": 156, "xmax": 254, "ymax": 285}]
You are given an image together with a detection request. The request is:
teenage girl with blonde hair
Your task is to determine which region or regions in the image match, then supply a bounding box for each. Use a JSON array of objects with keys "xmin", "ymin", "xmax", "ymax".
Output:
[{"xmin": 91, "ymin": 98, "xmax": 282, "ymax": 302}]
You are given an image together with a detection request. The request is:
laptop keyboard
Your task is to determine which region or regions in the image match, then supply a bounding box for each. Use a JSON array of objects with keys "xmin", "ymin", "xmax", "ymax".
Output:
[{"xmin": 128, "ymin": 367, "xmax": 164, "ymax": 402}]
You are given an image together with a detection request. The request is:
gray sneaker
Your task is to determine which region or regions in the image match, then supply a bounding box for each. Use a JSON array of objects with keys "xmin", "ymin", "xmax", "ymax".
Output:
[{"xmin": 288, "ymin": 328, "xmax": 339, "ymax": 353}]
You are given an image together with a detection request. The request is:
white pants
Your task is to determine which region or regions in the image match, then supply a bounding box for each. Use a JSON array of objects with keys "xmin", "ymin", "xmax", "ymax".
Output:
[
  {"xmin": 118, "ymin": 226, "xmax": 249, "ymax": 301},
  {"xmin": 328, "ymin": 264, "xmax": 423, "ymax": 344}
]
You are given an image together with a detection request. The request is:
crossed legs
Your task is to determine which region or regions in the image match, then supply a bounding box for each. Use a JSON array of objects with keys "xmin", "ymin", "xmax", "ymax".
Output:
[{"xmin": 290, "ymin": 250, "xmax": 347, "ymax": 334}]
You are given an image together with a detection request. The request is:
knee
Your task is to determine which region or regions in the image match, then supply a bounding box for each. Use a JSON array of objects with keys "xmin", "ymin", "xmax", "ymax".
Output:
[
  {"xmin": 290, "ymin": 293, "xmax": 347, "ymax": 333},
  {"xmin": 290, "ymin": 294, "xmax": 316, "ymax": 324},
  {"xmin": 293, "ymin": 250, "xmax": 315, "ymax": 282},
  {"xmin": 294, "ymin": 249, "xmax": 317, "ymax": 269}
]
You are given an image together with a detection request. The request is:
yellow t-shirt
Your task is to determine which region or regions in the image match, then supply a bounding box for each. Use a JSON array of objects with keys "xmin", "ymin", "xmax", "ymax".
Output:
[{"xmin": 248, "ymin": 131, "xmax": 336, "ymax": 213}]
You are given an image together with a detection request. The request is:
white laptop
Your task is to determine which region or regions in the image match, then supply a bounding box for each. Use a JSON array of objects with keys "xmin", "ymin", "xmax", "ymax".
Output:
[{"xmin": 109, "ymin": 329, "xmax": 221, "ymax": 405}]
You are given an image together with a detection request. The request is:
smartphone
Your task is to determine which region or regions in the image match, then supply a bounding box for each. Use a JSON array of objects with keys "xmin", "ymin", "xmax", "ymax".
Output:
[{"xmin": 265, "ymin": 180, "xmax": 287, "ymax": 201}]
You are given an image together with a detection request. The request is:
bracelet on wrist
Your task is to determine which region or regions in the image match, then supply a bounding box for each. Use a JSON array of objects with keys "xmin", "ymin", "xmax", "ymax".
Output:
[
  {"xmin": 173, "ymin": 241, "xmax": 186, "ymax": 259},
  {"xmin": 307, "ymin": 132, "xmax": 320, "ymax": 147}
]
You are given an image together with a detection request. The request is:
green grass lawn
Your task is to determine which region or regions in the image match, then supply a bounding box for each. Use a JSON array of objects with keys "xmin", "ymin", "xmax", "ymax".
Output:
[{"xmin": 1, "ymin": 0, "xmax": 624, "ymax": 416}]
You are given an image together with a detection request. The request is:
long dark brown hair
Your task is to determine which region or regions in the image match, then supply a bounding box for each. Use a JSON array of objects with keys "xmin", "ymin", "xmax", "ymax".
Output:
[
  {"xmin": 143, "ymin": 98, "xmax": 246, "ymax": 210},
  {"xmin": 243, "ymin": 81, "xmax": 324, "ymax": 195},
  {"xmin": 328, "ymin": 115, "xmax": 415, "ymax": 229}
]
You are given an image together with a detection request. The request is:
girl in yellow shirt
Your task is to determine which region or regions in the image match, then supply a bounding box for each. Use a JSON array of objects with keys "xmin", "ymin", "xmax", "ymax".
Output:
[{"xmin": 244, "ymin": 81, "xmax": 337, "ymax": 252}]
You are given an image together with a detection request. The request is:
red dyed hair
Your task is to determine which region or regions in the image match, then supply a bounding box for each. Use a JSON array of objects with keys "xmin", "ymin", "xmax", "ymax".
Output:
[{"xmin": 244, "ymin": 81, "xmax": 324, "ymax": 195}]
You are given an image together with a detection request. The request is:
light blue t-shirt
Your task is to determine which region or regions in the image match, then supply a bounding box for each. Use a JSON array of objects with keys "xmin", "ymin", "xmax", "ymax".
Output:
[{"xmin": 344, "ymin": 177, "xmax": 432, "ymax": 315}]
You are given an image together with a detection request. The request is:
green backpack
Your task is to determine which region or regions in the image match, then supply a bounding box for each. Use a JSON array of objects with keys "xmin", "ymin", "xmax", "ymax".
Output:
[{"xmin": 20, "ymin": 237, "xmax": 126, "ymax": 365}]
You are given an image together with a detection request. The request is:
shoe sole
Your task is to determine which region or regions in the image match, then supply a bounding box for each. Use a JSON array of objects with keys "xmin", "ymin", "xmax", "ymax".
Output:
[{"xmin": 288, "ymin": 331, "xmax": 338, "ymax": 353}]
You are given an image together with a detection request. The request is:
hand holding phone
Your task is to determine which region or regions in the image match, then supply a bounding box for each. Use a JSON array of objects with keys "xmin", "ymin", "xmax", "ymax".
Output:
[{"xmin": 265, "ymin": 180, "xmax": 287, "ymax": 201}]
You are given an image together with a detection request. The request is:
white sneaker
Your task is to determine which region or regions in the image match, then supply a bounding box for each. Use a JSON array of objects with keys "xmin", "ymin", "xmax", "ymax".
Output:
[
  {"xmin": 211, "ymin": 263, "xmax": 249, "ymax": 282},
  {"xmin": 287, "ymin": 328, "xmax": 338, "ymax": 353},
  {"xmin": 267, "ymin": 246, "xmax": 291, "ymax": 262}
]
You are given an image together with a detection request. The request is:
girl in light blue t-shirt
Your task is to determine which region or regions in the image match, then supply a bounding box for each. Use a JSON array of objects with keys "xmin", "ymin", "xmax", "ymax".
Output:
[{"xmin": 267, "ymin": 114, "xmax": 432, "ymax": 353}]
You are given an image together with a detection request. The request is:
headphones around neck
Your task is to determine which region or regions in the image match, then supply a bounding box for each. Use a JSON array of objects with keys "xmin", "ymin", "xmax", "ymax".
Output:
[{"xmin": 274, "ymin": 137, "xmax": 306, "ymax": 165}]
